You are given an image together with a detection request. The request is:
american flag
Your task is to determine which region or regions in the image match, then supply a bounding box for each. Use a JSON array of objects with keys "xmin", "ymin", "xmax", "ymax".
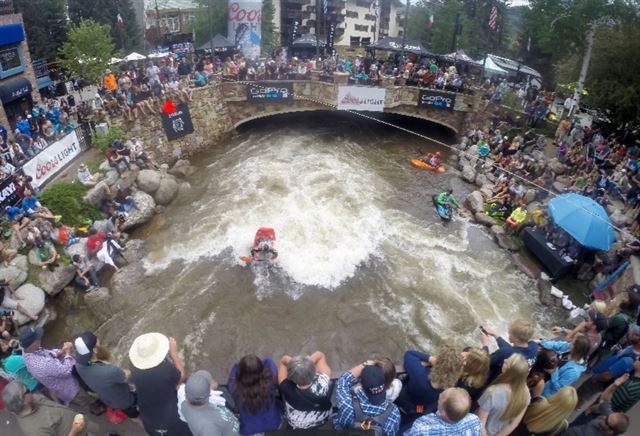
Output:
[
  {"xmin": 323, "ymin": 0, "xmax": 328, "ymax": 16},
  {"xmin": 488, "ymin": 5, "xmax": 498, "ymax": 31}
]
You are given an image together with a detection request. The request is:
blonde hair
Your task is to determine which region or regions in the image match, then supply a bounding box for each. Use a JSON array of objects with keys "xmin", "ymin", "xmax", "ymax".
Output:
[
  {"xmin": 509, "ymin": 320, "xmax": 534, "ymax": 344},
  {"xmin": 524, "ymin": 387, "xmax": 577, "ymax": 434},
  {"xmin": 430, "ymin": 346, "xmax": 464, "ymax": 389},
  {"xmin": 460, "ymin": 347, "xmax": 489, "ymax": 389},
  {"xmin": 492, "ymin": 353, "xmax": 530, "ymax": 422}
]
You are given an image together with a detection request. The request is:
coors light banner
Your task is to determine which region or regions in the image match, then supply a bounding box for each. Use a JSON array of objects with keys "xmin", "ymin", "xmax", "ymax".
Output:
[{"xmin": 228, "ymin": 1, "xmax": 262, "ymax": 59}]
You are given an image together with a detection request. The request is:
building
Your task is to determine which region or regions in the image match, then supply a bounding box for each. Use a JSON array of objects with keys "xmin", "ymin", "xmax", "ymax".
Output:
[
  {"xmin": 278, "ymin": 0, "xmax": 405, "ymax": 48},
  {"xmin": 133, "ymin": 0, "xmax": 198, "ymax": 48},
  {"xmin": 0, "ymin": 2, "xmax": 41, "ymax": 135}
]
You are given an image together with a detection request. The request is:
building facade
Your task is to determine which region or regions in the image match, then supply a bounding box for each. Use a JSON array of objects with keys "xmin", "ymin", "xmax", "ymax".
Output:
[
  {"xmin": 134, "ymin": 0, "xmax": 199, "ymax": 48},
  {"xmin": 0, "ymin": 5, "xmax": 41, "ymax": 135}
]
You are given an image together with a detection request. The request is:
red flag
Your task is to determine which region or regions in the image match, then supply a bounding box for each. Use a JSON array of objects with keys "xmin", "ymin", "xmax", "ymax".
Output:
[
  {"xmin": 163, "ymin": 100, "xmax": 177, "ymax": 114},
  {"xmin": 488, "ymin": 6, "xmax": 498, "ymax": 31},
  {"xmin": 116, "ymin": 13, "xmax": 124, "ymax": 29}
]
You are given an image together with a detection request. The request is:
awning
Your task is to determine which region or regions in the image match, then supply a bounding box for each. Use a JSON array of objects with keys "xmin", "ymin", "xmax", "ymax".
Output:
[
  {"xmin": 368, "ymin": 36, "xmax": 433, "ymax": 56},
  {"xmin": 197, "ymin": 34, "xmax": 236, "ymax": 51},
  {"xmin": 0, "ymin": 24, "xmax": 25, "ymax": 46},
  {"xmin": 0, "ymin": 77, "xmax": 32, "ymax": 104}
]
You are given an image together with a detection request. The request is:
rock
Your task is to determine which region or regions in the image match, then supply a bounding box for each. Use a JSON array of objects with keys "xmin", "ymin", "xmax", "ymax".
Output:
[
  {"xmin": 491, "ymin": 225, "xmax": 506, "ymax": 236},
  {"xmin": 112, "ymin": 168, "xmax": 139, "ymax": 191},
  {"xmin": 92, "ymin": 219, "xmax": 111, "ymax": 234},
  {"xmin": 537, "ymin": 277, "xmax": 554, "ymax": 306},
  {"xmin": 110, "ymin": 263, "xmax": 148, "ymax": 310},
  {"xmin": 178, "ymin": 182, "xmax": 192, "ymax": 197},
  {"xmin": 13, "ymin": 283, "xmax": 46, "ymax": 326},
  {"xmin": 552, "ymin": 181, "xmax": 567, "ymax": 193},
  {"xmin": 465, "ymin": 191, "xmax": 484, "ymax": 214},
  {"xmin": 496, "ymin": 234, "xmax": 519, "ymax": 251},
  {"xmin": 59, "ymin": 286, "xmax": 79, "ymax": 309},
  {"xmin": 28, "ymin": 249, "xmax": 39, "ymax": 266},
  {"xmin": 479, "ymin": 187, "xmax": 494, "ymax": 200},
  {"xmin": 121, "ymin": 190, "xmax": 156, "ymax": 231},
  {"xmin": 524, "ymin": 189, "xmax": 536, "ymax": 205},
  {"xmin": 10, "ymin": 254, "xmax": 28, "ymax": 272},
  {"xmin": 462, "ymin": 165, "xmax": 476, "ymax": 183},
  {"xmin": 35, "ymin": 305, "xmax": 58, "ymax": 328},
  {"xmin": 83, "ymin": 181, "xmax": 111, "ymax": 207},
  {"xmin": 98, "ymin": 160, "xmax": 111, "ymax": 172},
  {"xmin": 531, "ymin": 150, "xmax": 546, "ymax": 162},
  {"xmin": 39, "ymin": 265, "xmax": 76, "ymax": 296},
  {"xmin": 474, "ymin": 212, "xmax": 495, "ymax": 227},
  {"xmin": 65, "ymin": 239, "xmax": 87, "ymax": 260},
  {"xmin": 136, "ymin": 169, "xmax": 162, "ymax": 194},
  {"xmin": 168, "ymin": 159, "xmax": 197, "ymax": 178},
  {"xmin": 122, "ymin": 239, "xmax": 148, "ymax": 264},
  {"xmin": 548, "ymin": 158, "xmax": 566, "ymax": 175},
  {"xmin": 154, "ymin": 205, "xmax": 166, "ymax": 214},
  {"xmin": 485, "ymin": 172, "xmax": 497, "ymax": 183},
  {"xmin": 84, "ymin": 287, "xmax": 118, "ymax": 322},
  {"xmin": 0, "ymin": 265, "xmax": 27, "ymax": 288},
  {"xmin": 103, "ymin": 170, "xmax": 120, "ymax": 186},
  {"xmin": 153, "ymin": 176, "xmax": 179, "ymax": 206},
  {"xmin": 611, "ymin": 210, "xmax": 629, "ymax": 227},
  {"xmin": 555, "ymin": 175, "xmax": 570, "ymax": 185},
  {"xmin": 512, "ymin": 253, "xmax": 541, "ymax": 279},
  {"xmin": 475, "ymin": 173, "xmax": 489, "ymax": 187}
]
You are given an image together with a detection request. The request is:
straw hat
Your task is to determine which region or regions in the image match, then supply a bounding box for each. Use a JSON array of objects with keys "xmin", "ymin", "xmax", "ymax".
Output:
[{"xmin": 129, "ymin": 332, "xmax": 170, "ymax": 370}]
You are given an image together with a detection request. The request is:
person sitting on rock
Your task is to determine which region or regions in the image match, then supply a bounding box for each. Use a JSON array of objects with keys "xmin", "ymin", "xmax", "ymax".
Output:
[
  {"xmin": 129, "ymin": 138, "xmax": 159, "ymax": 169},
  {"xmin": 505, "ymin": 205, "xmax": 528, "ymax": 233},
  {"xmin": 34, "ymin": 238, "xmax": 59, "ymax": 271},
  {"xmin": 71, "ymin": 254, "xmax": 100, "ymax": 292},
  {"xmin": 0, "ymin": 280, "xmax": 38, "ymax": 323},
  {"xmin": 21, "ymin": 191, "xmax": 58, "ymax": 222},
  {"xmin": 0, "ymin": 311, "xmax": 19, "ymax": 352},
  {"xmin": 5, "ymin": 206, "xmax": 29, "ymax": 247},
  {"xmin": 77, "ymin": 163, "xmax": 101, "ymax": 188}
]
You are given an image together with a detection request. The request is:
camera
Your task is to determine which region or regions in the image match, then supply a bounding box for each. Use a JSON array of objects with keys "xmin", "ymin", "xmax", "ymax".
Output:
[{"xmin": 0, "ymin": 310, "xmax": 14, "ymax": 317}]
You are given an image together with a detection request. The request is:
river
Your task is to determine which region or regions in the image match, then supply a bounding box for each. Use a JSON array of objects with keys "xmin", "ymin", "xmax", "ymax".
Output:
[{"xmin": 48, "ymin": 112, "xmax": 557, "ymax": 378}]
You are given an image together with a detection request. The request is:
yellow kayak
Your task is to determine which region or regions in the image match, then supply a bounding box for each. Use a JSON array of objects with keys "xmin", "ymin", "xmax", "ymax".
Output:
[{"xmin": 411, "ymin": 159, "xmax": 446, "ymax": 173}]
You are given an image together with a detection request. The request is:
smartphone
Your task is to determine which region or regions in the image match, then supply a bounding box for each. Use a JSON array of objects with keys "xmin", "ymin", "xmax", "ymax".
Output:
[{"xmin": 479, "ymin": 325, "xmax": 488, "ymax": 335}]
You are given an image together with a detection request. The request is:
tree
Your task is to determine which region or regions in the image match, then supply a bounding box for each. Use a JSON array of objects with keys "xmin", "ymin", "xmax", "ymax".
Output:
[
  {"xmin": 68, "ymin": 0, "xmax": 140, "ymax": 51},
  {"xmin": 261, "ymin": 0, "xmax": 280, "ymax": 55},
  {"xmin": 58, "ymin": 20, "xmax": 114, "ymax": 84},
  {"xmin": 13, "ymin": 0, "xmax": 68, "ymax": 60},
  {"xmin": 193, "ymin": 0, "xmax": 229, "ymax": 47}
]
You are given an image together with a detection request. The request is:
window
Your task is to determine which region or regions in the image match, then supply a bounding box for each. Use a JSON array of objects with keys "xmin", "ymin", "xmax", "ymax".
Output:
[
  {"xmin": 355, "ymin": 0, "xmax": 370, "ymax": 8},
  {"xmin": 346, "ymin": 11, "xmax": 358, "ymax": 18},
  {"xmin": 364, "ymin": 14, "xmax": 376, "ymax": 22},
  {"xmin": 354, "ymin": 24, "xmax": 368, "ymax": 32},
  {"xmin": 167, "ymin": 16, "xmax": 181, "ymax": 33},
  {"xmin": 0, "ymin": 45, "xmax": 25, "ymax": 79},
  {"xmin": 350, "ymin": 36, "xmax": 360, "ymax": 48}
]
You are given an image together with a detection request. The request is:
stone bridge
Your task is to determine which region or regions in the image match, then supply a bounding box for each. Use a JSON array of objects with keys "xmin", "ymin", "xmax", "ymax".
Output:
[{"xmin": 220, "ymin": 80, "xmax": 481, "ymax": 135}]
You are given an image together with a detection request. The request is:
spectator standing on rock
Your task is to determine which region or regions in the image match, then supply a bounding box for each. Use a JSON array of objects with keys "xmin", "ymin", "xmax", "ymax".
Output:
[
  {"xmin": 404, "ymin": 387, "xmax": 481, "ymax": 436},
  {"xmin": 129, "ymin": 332, "xmax": 193, "ymax": 436},
  {"xmin": 73, "ymin": 331, "xmax": 139, "ymax": 419},
  {"xmin": 278, "ymin": 351, "xmax": 332, "ymax": 429}
]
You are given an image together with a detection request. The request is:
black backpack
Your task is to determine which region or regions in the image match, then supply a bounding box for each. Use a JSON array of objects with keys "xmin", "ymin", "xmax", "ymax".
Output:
[{"xmin": 350, "ymin": 395, "xmax": 394, "ymax": 436}]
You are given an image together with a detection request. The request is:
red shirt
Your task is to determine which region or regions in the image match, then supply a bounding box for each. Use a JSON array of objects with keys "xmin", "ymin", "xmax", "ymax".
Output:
[{"xmin": 86, "ymin": 232, "xmax": 105, "ymax": 256}]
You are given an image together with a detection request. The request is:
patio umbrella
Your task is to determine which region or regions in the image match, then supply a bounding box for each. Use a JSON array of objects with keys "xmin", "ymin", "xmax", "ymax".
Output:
[
  {"xmin": 548, "ymin": 193, "xmax": 616, "ymax": 250},
  {"xmin": 124, "ymin": 52, "xmax": 147, "ymax": 61},
  {"xmin": 109, "ymin": 57, "xmax": 124, "ymax": 64}
]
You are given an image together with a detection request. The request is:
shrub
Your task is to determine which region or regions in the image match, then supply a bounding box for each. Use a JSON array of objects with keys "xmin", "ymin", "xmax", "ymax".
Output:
[
  {"xmin": 92, "ymin": 127, "xmax": 125, "ymax": 153},
  {"xmin": 39, "ymin": 181, "xmax": 102, "ymax": 227}
]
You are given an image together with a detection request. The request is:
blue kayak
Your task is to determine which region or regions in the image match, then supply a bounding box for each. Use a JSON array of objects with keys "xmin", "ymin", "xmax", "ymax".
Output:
[{"xmin": 432, "ymin": 195, "xmax": 452, "ymax": 221}]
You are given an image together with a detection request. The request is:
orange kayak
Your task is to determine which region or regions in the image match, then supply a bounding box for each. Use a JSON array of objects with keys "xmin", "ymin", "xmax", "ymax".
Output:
[{"xmin": 411, "ymin": 159, "xmax": 446, "ymax": 173}]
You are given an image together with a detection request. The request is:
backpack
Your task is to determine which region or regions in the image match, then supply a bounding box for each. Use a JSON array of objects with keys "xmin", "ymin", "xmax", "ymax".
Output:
[{"xmin": 351, "ymin": 395, "xmax": 394, "ymax": 436}]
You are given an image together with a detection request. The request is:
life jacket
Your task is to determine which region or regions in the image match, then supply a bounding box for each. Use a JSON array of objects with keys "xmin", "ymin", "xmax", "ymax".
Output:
[{"xmin": 350, "ymin": 394, "xmax": 394, "ymax": 436}]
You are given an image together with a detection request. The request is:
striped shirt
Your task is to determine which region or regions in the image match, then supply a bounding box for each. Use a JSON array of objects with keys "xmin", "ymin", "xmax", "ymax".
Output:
[{"xmin": 612, "ymin": 376, "xmax": 640, "ymax": 413}]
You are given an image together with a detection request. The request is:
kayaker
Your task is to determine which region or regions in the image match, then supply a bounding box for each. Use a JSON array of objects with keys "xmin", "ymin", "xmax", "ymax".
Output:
[
  {"xmin": 422, "ymin": 151, "xmax": 441, "ymax": 168},
  {"xmin": 251, "ymin": 240, "xmax": 278, "ymax": 262},
  {"xmin": 436, "ymin": 189, "xmax": 459, "ymax": 211}
]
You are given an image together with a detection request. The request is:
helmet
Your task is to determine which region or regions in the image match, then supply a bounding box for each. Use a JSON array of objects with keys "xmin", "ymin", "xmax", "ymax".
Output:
[{"xmin": 435, "ymin": 151, "xmax": 441, "ymax": 156}]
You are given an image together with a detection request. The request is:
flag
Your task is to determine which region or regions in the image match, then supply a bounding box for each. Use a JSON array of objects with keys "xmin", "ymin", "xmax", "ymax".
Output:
[
  {"xmin": 116, "ymin": 13, "xmax": 124, "ymax": 29},
  {"xmin": 374, "ymin": 0, "xmax": 380, "ymax": 18},
  {"xmin": 527, "ymin": 35, "xmax": 531, "ymax": 52},
  {"xmin": 323, "ymin": 0, "xmax": 327, "ymax": 16},
  {"xmin": 488, "ymin": 6, "xmax": 498, "ymax": 31},
  {"xmin": 426, "ymin": 12, "xmax": 434, "ymax": 29}
]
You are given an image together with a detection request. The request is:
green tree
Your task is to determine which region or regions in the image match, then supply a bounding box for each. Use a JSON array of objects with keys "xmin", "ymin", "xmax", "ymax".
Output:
[
  {"xmin": 194, "ymin": 0, "xmax": 229, "ymax": 47},
  {"xmin": 13, "ymin": 0, "xmax": 68, "ymax": 60},
  {"xmin": 68, "ymin": 0, "xmax": 140, "ymax": 51},
  {"xmin": 405, "ymin": 0, "xmax": 431, "ymax": 46},
  {"xmin": 261, "ymin": 0, "xmax": 279, "ymax": 55},
  {"xmin": 58, "ymin": 20, "xmax": 114, "ymax": 84}
]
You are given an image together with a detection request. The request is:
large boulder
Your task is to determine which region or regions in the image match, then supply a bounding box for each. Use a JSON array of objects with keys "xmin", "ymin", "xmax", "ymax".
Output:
[
  {"xmin": 112, "ymin": 168, "xmax": 139, "ymax": 191},
  {"xmin": 475, "ymin": 173, "xmax": 489, "ymax": 187},
  {"xmin": 537, "ymin": 277, "xmax": 555, "ymax": 306},
  {"xmin": 83, "ymin": 181, "xmax": 111, "ymax": 207},
  {"xmin": 462, "ymin": 165, "xmax": 476, "ymax": 183},
  {"xmin": 512, "ymin": 253, "xmax": 541, "ymax": 279},
  {"xmin": 177, "ymin": 182, "xmax": 192, "ymax": 197},
  {"xmin": 474, "ymin": 212, "xmax": 496, "ymax": 227},
  {"xmin": 552, "ymin": 181, "xmax": 567, "ymax": 193},
  {"xmin": 154, "ymin": 176, "xmax": 179, "ymax": 206},
  {"xmin": 479, "ymin": 186, "xmax": 494, "ymax": 201},
  {"xmin": 168, "ymin": 159, "xmax": 197, "ymax": 178},
  {"xmin": 548, "ymin": 158, "xmax": 566, "ymax": 175},
  {"xmin": 610, "ymin": 210, "xmax": 629, "ymax": 227},
  {"xmin": 524, "ymin": 189, "xmax": 537, "ymax": 205},
  {"xmin": 122, "ymin": 239, "xmax": 148, "ymax": 264},
  {"xmin": 84, "ymin": 287, "xmax": 119, "ymax": 322},
  {"xmin": 121, "ymin": 190, "xmax": 156, "ymax": 231},
  {"xmin": 491, "ymin": 225, "xmax": 506, "ymax": 236},
  {"xmin": 39, "ymin": 265, "xmax": 76, "ymax": 296},
  {"xmin": 91, "ymin": 219, "xmax": 111, "ymax": 234},
  {"xmin": 102, "ymin": 170, "xmax": 120, "ymax": 186},
  {"xmin": 0, "ymin": 265, "xmax": 27, "ymax": 288},
  {"xmin": 13, "ymin": 283, "xmax": 46, "ymax": 326},
  {"xmin": 65, "ymin": 238, "xmax": 87, "ymax": 260},
  {"xmin": 496, "ymin": 234, "xmax": 520, "ymax": 251},
  {"xmin": 10, "ymin": 254, "xmax": 29, "ymax": 272},
  {"xmin": 465, "ymin": 191, "xmax": 485, "ymax": 214},
  {"xmin": 110, "ymin": 263, "xmax": 148, "ymax": 310},
  {"xmin": 136, "ymin": 169, "xmax": 162, "ymax": 194}
]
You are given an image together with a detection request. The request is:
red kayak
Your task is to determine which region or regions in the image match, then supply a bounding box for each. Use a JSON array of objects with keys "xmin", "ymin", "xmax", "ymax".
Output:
[{"xmin": 241, "ymin": 227, "xmax": 278, "ymax": 263}]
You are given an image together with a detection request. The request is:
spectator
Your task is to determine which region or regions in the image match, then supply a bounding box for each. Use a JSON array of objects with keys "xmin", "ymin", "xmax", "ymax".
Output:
[
  {"xmin": 540, "ymin": 334, "xmax": 591, "ymax": 397},
  {"xmin": 129, "ymin": 332, "xmax": 192, "ymax": 435},
  {"xmin": 456, "ymin": 347, "xmax": 490, "ymax": 402},
  {"xmin": 610, "ymin": 355, "xmax": 640, "ymax": 412},
  {"xmin": 334, "ymin": 360, "xmax": 400, "ymax": 436},
  {"xmin": 277, "ymin": 351, "xmax": 332, "ymax": 429},
  {"xmin": 181, "ymin": 370, "xmax": 241, "ymax": 436},
  {"xmin": 513, "ymin": 386, "xmax": 577, "ymax": 436},
  {"xmin": 600, "ymin": 290, "xmax": 640, "ymax": 350},
  {"xmin": 564, "ymin": 388, "xmax": 629, "ymax": 435},
  {"xmin": 1, "ymin": 278, "xmax": 38, "ymax": 321},
  {"xmin": 551, "ymin": 310, "xmax": 607, "ymax": 356},
  {"xmin": 1, "ymin": 339, "xmax": 40, "ymax": 392},
  {"xmin": 73, "ymin": 331, "xmax": 139, "ymax": 419},
  {"xmin": 76, "ymin": 163, "xmax": 101, "ymax": 187},
  {"xmin": 227, "ymin": 354, "xmax": 281, "ymax": 434},
  {"xmin": 22, "ymin": 190, "xmax": 57, "ymax": 221},
  {"xmin": 34, "ymin": 238, "xmax": 59, "ymax": 271},
  {"xmin": 71, "ymin": 254, "xmax": 100, "ymax": 292},
  {"xmin": 477, "ymin": 353, "xmax": 530, "ymax": 436},
  {"xmin": 481, "ymin": 320, "xmax": 538, "ymax": 381},
  {"xmin": 1, "ymin": 380, "xmax": 96, "ymax": 436},
  {"xmin": 375, "ymin": 357, "xmax": 402, "ymax": 402},
  {"xmin": 404, "ymin": 387, "xmax": 481, "ymax": 436},
  {"xmin": 526, "ymin": 349, "xmax": 560, "ymax": 397}
]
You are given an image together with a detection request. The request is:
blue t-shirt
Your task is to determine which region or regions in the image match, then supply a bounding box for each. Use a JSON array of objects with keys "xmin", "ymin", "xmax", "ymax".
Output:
[
  {"xmin": 402, "ymin": 350, "xmax": 442, "ymax": 415},
  {"xmin": 22, "ymin": 197, "xmax": 38, "ymax": 214},
  {"xmin": 488, "ymin": 337, "xmax": 538, "ymax": 381},
  {"xmin": 6, "ymin": 206, "xmax": 22, "ymax": 222}
]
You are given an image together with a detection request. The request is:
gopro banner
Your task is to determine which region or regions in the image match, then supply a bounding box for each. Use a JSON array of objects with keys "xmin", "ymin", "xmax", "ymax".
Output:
[
  {"xmin": 246, "ymin": 82, "xmax": 293, "ymax": 102},
  {"xmin": 337, "ymin": 86, "xmax": 386, "ymax": 112},
  {"xmin": 228, "ymin": 1, "xmax": 262, "ymax": 59},
  {"xmin": 23, "ymin": 131, "xmax": 81, "ymax": 188},
  {"xmin": 161, "ymin": 103, "xmax": 195, "ymax": 141},
  {"xmin": 418, "ymin": 90, "xmax": 456, "ymax": 110}
]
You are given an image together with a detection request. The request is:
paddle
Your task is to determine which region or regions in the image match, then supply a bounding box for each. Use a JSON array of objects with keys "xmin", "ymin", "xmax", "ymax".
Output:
[{"xmin": 240, "ymin": 256, "xmax": 253, "ymax": 264}]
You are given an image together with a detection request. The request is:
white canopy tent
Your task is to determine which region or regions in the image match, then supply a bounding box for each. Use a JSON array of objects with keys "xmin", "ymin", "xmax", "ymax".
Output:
[
  {"xmin": 148, "ymin": 52, "xmax": 170, "ymax": 59},
  {"xmin": 478, "ymin": 56, "xmax": 509, "ymax": 75},
  {"xmin": 109, "ymin": 57, "xmax": 124, "ymax": 64},
  {"xmin": 124, "ymin": 52, "xmax": 147, "ymax": 61}
]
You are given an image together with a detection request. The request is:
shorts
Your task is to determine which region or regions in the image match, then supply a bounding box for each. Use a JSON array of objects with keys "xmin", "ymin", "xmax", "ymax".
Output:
[{"xmin": 1, "ymin": 294, "xmax": 18, "ymax": 310}]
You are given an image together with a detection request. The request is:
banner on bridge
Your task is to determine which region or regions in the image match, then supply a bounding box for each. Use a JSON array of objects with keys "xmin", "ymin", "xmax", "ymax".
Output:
[
  {"xmin": 246, "ymin": 82, "xmax": 293, "ymax": 102},
  {"xmin": 0, "ymin": 177, "xmax": 20, "ymax": 209},
  {"xmin": 337, "ymin": 86, "xmax": 386, "ymax": 112},
  {"xmin": 418, "ymin": 90, "xmax": 456, "ymax": 110},
  {"xmin": 161, "ymin": 103, "xmax": 195, "ymax": 141},
  {"xmin": 23, "ymin": 131, "xmax": 81, "ymax": 188}
]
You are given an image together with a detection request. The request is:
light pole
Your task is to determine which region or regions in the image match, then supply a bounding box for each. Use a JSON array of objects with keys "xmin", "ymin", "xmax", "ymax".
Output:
[{"xmin": 400, "ymin": 0, "xmax": 410, "ymax": 63}]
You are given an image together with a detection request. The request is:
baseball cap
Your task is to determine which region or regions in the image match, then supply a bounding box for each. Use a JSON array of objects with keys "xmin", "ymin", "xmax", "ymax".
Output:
[
  {"xmin": 74, "ymin": 331, "xmax": 97, "ymax": 363},
  {"xmin": 360, "ymin": 365, "xmax": 386, "ymax": 406},
  {"xmin": 18, "ymin": 326, "xmax": 43, "ymax": 349},
  {"xmin": 589, "ymin": 311, "xmax": 608, "ymax": 332},
  {"xmin": 185, "ymin": 370, "xmax": 212, "ymax": 404}
]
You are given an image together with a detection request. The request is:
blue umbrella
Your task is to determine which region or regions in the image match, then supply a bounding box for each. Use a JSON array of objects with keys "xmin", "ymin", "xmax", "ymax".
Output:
[{"xmin": 548, "ymin": 193, "xmax": 616, "ymax": 250}]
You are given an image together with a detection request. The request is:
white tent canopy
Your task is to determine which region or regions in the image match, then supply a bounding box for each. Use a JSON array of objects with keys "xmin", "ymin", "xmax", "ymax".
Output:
[
  {"xmin": 109, "ymin": 57, "xmax": 124, "ymax": 64},
  {"xmin": 124, "ymin": 52, "xmax": 146, "ymax": 61},
  {"xmin": 148, "ymin": 52, "xmax": 170, "ymax": 59},
  {"xmin": 478, "ymin": 56, "xmax": 508, "ymax": 74}
]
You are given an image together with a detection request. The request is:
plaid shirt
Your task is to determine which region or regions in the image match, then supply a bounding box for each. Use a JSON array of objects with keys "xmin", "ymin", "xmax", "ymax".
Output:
[
  {"xmin": 333, "ymin": 372, "xmax": 400, "ymax": 436},
  {"xmin": 404, "ymin": 411, "xmax": 482, "ymax": 436}
]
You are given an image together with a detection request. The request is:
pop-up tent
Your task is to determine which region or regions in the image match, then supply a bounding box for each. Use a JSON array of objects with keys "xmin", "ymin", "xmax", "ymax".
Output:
[
  {"xmin": 198, "ymin": 34, "xmax": 236, "ymax": 52},
  {"xmin": 368, "ymin": 36, "xmax": 433, "ymax": 56},
  {"xmin": 292, "ymin": 33, "xmax": 325, "ymax": 48},
  {"xmin": 441, "ymin": 49, "xmax": 479, "ymax": 65}
]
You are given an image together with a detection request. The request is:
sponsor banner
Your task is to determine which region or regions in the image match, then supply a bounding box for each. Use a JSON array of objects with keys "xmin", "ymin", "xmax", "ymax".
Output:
[
  {"xmin": 23, "ymin": 131, "xmax": 81, "ymax": 188},
  {"xmin": 0, "ymin": 177, "xmax": 19, "ymax": 209},
  {"xmin": 246, "ymin": 82, "xmax": 293, "ymax": 102},
  {"xmin": 228, "ymin": 1, "xmax": 262, "ymax": 59},
  {"xmin": 161, "ymin": 103, "xmax": 195, "ymax": 141},
  {"xmin": 418, "ymin": 90, "xmax": 456, "ymax": 110},
  {"xmin": 337, "ymin": 86, "xmax": 386, "ymax": 112}
]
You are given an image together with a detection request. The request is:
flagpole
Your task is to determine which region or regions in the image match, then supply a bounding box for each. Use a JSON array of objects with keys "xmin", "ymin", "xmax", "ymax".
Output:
[
  {"xmin": 315, "ymin": 0, "xmax": 320, "ymax": 60},
  {"xmin": 400, "ymin": 0, "xmax": 410, "ymax": 63}
]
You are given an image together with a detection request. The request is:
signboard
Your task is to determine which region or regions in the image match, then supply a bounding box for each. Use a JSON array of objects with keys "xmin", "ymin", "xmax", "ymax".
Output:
[
  {"xmin": 337, "ymin": 86, "xmax": 386, "ymax": 112},
  {"xmin": 246, "ymin": 82, "xmax": 293, "ymax": 102},
  {"xmin": 228, "ymin": 1, "xmax": 262, "ymax": 59},
  {"xmin": 23, "ymin": 131, "xmax": 81, "ymax": 188},
  {"xmin": 161, "ymin": 103, "xmax": 194, "ymax": 141},
  {"xmin": 0, "ymin": 177, "xmax": 19, "ymax": 209},
  {"xmin": 418, "ymin": 90, "xmax": 456, "ymax": 110}
]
